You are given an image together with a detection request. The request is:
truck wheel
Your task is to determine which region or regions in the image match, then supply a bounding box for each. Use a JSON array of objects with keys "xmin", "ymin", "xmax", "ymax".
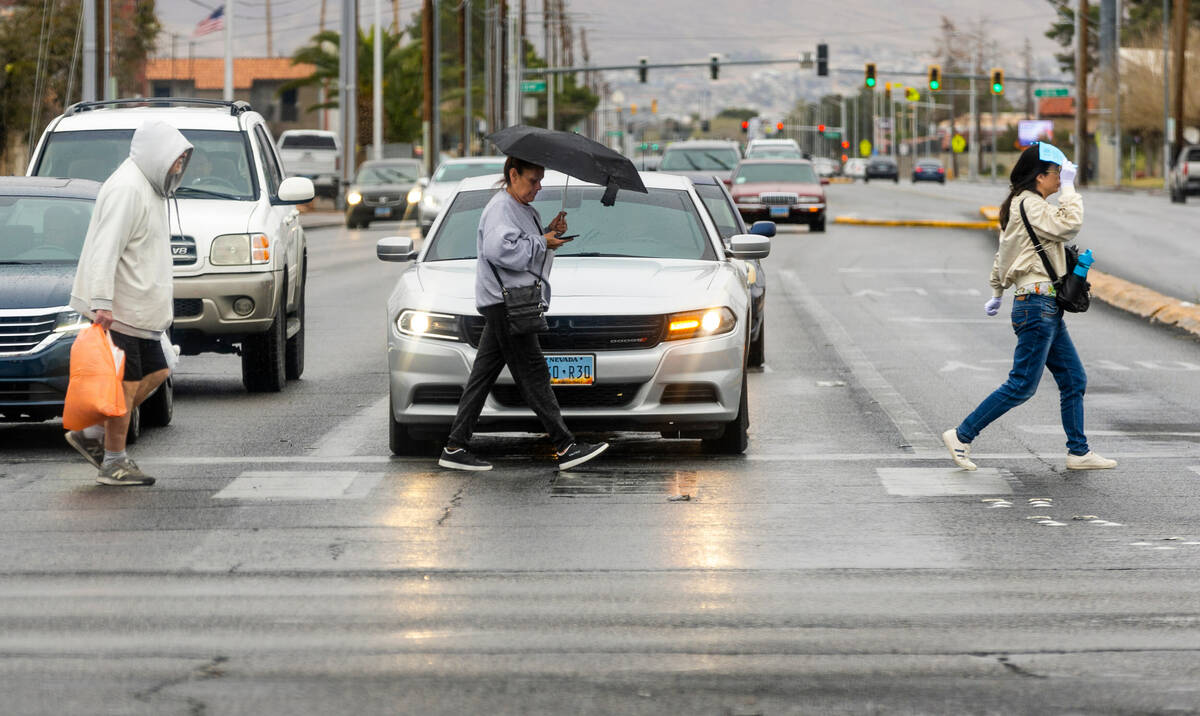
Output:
[
  {"xmin": 140, "ymin": 375, "xmax": 173, "ymax": 428},
  {"xmin": 702, "ymin": 371, "xmax": 749, "ymax": 455},
  {"xmin": 242, "ymin": 306, "xmax": 286, "ymax": 392},
  {"xmin": 285, "ymin": 268, "xmax": 306, "ymax": 381}
]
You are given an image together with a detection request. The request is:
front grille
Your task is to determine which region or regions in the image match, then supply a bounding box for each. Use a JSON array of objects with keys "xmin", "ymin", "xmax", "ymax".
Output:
[
  {"xmin": 173, "ymin": 299, "xmax": 204, "ymax": 318},
  {"xmin": 412, "ymin": 385, "xmax": 463, "ymax": 404},
  {"xmin": 759, "ymin": 192, "xmax": 798, "ymax": 206},
  {"xmin": 491, "ymin": 383, "xmax": 642, "ymax": 409},
  {"xmin": 0, "ymin": 380, "xmax": 62, "ymax": 403},
  {"xmin": 465, "ymin": 315, "xmax": 666, "ymax": 351},
  {"xmin": 661, "ymin": 383, "xmax": 718, "ymax": 404},
  {"xmin": 363, "ymin": 192, "xmax": 404, "ymax": 206},
  {"xmin": 171, "ymin": 235, "xmax": 197, "ymax": 266},
  {"xmin": 0, "ymin": 313, "xmax": 55, "ymax": 354}
]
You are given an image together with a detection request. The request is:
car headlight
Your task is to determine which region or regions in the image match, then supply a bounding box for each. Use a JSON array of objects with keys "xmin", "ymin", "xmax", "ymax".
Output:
[
  {"xmin": 663, "ymin": 307, "xmax": 736, "ymax": 341},
  {"xmin": 210, "ymin": 233, "xmax": 270, "ymax": 266},
  {"xmin": 396, "ymin": 310, "xmax": 462, "ymax": 341},
  {"xmin": 53, "ymin": 310, "xmax": 88, "ymax": 333},
  {"xmin": 796, "ymin": 195, "xmax": 818, "ymax": 203},
  {"xmin": 735, "ymin": 196, "xmax": 756, "ymax": 204},
  {"xmin": 406, "ymin": 186, "xmax": 422, "ymax": 204},
  {"xmin": 421, "ymin": 193, "xmax": 441, "ymax": 211},
  {"xmin": 346, "ymin": 190, "xmax": 363, "ymax": 205}
]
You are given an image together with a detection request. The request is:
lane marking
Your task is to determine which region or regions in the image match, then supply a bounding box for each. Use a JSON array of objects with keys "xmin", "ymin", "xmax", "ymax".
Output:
[
  {"xmin": 213, "ymin": 471, "xmax": 381, "ymax": 500},
  {"xmin": 877, "ymin": 467, "xmax": 1014, "ymax": 496},
  {"xmin": 838, "ymin": 268, "xmax": 974, "ymax": 274},
  {"xmin": 779, "ymin": 269, "xmax": 938, "ymax": 450},
  {"xmin": 311, "ymin": 395, "xmax": 392, "ymax": 457}
]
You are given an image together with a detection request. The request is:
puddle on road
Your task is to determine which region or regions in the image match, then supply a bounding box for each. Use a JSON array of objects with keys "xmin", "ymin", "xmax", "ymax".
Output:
[{"xmin": 551, "ymin": 467, "xmax": 699, "ymax": 499}]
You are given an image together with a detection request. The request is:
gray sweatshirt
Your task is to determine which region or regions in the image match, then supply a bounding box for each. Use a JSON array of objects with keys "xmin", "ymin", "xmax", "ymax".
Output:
[{"xmin": 475, "ymin": 190, "xmax": 555, "ymax": 310}]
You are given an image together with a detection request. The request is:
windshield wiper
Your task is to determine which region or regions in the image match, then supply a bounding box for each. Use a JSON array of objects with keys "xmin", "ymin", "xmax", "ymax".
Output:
[
  {"xmin": 702, "ymin": 152, "xmax": 731, "ymax": 170},
  {"xmin": 564, "ymin": 252, "xmax": 634, "ymax": 258},
  {"xmin": 0, "ymin": 260, "xmax": 35, "ymax": 264},
  {"xmin": 176, "ymin": 186, "xmax": 240, "ymax": 200},
  {"xmin": 679, "ymin": 154, "xmax": 701, "ymax": 170}
]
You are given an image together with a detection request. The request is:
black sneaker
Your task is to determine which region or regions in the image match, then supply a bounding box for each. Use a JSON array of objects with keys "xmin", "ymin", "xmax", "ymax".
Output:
[
  {"xmin": 556, "ymin": 441, "xmax": 609, "ymax": 470},
  {"xmin": 438, "ymin": 447, "xmax": 493, "ymax": 471}
]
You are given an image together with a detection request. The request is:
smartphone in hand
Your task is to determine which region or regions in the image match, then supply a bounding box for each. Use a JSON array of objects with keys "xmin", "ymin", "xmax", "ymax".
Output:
[{"xmin": 556, "ymin": 234, "xmax": 578, "ymax": 241}]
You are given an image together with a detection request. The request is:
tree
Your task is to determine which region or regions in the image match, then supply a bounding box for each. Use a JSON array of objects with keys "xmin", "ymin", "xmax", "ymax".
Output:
[
  {"xmin": 1045, "ymin": 0, "xmax": 1200, "ymax": 75},
  {"xmin": 716, "ymin": 107, "xmax": 758, "ymax": 121}
]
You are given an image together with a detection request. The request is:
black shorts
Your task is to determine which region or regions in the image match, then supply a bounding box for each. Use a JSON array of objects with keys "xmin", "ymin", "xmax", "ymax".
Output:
[{"xmin": 108, "ymin": 330, "xmax": 168, "ymax": 382}]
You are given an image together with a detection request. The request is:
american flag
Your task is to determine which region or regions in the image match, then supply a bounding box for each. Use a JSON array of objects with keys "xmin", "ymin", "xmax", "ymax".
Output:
[{"xmin": 194, "ymin": 6, "xmax": 224, "ymax": 37}]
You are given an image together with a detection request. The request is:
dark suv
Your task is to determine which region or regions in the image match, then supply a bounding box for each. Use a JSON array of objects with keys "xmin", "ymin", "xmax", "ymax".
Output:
[{"xmin": 864, "ymin": 156, "xmax": 899, "ymax": 183}]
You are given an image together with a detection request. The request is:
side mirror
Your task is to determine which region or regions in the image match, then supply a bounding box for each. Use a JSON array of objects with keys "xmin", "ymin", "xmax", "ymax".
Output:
[
  {"xmin": 727, "ymin": 233, "xmax": 770, "ymax": 260},
  {"xmin": 749, "ymin": 221, "xmax": 776, "ymax": 238},
  {"xmin": 722, "ymin": 177, "xmax": 733, "ymax": 187},
  {"xmin": 377, "ymin": 236, "xmax": 417, "ymax": 262},
  {"xmin": 276, "ymin": 176, "xmax": 315, "ymax": 204},
  {"xmin": 418, "ymin": 177, "xmax": 430, "ymax": 187}
]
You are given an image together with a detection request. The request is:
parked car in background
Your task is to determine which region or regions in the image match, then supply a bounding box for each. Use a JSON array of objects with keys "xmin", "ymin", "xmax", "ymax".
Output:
[
  {"xmin": 377, "ymin": 171, "xmax": 769, "ymax": 456},
  {"xmin": 843, "ymin": 157, "xmax": 867, "ymax": 180},
  {"xmin": 690, "ymin": 174, "xmax": 771, "ymax": 368},
  {"xmin": 277, "ymin": 129, "xmax": 342, "ymax": 200},
  {"xmin": 912, "ymin": 158, "xmax": 946, "ymax": 184},
  {"xmin": 729, "ymin": 159, "xmax": 827, "ymax": 232},
  {"xmin": 633, "ymin": 155, "xmax": 662, "ymax": 171},
  {"xmin": 0, "ymin": 177, "xmax": 169, "ymax": 438},
  {"xmin": 29, "ymin": 98, "xmax": 315, "ymax": 393},
  {"xmin": 1169, "ymin": 145, "xmax": 1200, "ymax": 203},
  {"xmin": 658, "ymin": 140, "xmax": 741, "ymax": 184},
  {"xmin": 745, "ymin": 138, "xmax": 804, "ymax": 160},
  {"xmin": 812, "ymin": 157, "xmax": 838, "ymax": 183},
  {"xmin": 344, "ymin": 158, "xmax": 425, "ymax": 228},
  {"xmin": 416, "ymin": 156, "xmax": 506, "ymax": 236},
  {"xmin": 864, "ymin": 156, "xmax": 899, "ymax": 183}
]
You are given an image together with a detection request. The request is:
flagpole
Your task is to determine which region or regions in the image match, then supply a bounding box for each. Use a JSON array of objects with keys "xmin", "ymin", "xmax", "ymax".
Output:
[{"xmin": 223, "ymin": 1, "xmax": 234, "ymax": 101}]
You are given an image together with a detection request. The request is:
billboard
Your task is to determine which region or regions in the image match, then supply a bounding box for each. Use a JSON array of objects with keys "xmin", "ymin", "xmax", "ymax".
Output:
[{"xmin": 1018, "ymin": 120, "xmax": 1055, "ymax": 147}]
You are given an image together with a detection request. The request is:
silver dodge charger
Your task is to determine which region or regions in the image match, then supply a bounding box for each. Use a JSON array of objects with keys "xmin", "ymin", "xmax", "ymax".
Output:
[{"xmin": 377, "ymin": 171, "xmax": 770, "ymax": 456}]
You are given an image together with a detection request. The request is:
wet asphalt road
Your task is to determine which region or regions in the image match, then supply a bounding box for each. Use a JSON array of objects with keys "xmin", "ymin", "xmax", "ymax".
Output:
[{"xmin": 3, "ymin": 183, "xmax": 1200, "ymax": 715}]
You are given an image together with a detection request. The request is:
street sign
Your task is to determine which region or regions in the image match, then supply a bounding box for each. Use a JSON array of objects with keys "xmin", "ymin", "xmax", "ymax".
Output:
[
  {"xmin": 1034, "ymin": 88, "xmax": 1070, "ymax": 97},
  {"xmin": 951, "ymin": 134, "xmax": 966, "ymax": 154},
  {"xmin": 859, "ymin": 139, "xmax": 871, "ymax": 157},
  {"xmin": 823, "ymin": 131, "xmax": 841, "ymax": 139},
  {"xmin": 905, "ymin": 87, "xmax": 920, "ymax": 102},
  {"xmin": 605, "ymin": 130, "xmax": 623, "ymax": 137},
  {"xmin": 520, "ymin": 80, "xmax": 547, "ymax": 93}
]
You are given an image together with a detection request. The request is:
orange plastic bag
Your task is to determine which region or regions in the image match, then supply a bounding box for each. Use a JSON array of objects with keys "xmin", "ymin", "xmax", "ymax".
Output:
[{"xmin": 62, "ymin": 324, "xmax": 127, "ymax": 431}]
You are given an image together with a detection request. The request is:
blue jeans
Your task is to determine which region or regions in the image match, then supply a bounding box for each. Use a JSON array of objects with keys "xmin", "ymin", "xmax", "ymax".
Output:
[{"xmin": 956, "ymin": 293, "xmax": 1089, "ymax": 455}]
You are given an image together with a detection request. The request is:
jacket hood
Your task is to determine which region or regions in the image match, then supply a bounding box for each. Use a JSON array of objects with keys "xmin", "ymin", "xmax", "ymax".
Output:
[{"xmin": 130, "ymin": 120, "xmax": 194, "ymax": 197}]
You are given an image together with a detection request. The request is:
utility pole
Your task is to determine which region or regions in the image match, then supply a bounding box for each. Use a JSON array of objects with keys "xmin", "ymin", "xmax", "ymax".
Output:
[
  {"xmin": 393, "ymin": 0, "xmax": 400, "ymax": 31},
  {"xmin": 1171, "ymin": 0, "xmax": 1189, "ymax": 152},
  {"xmin": 970, "ymin": 51, "xmax": 981, "ymax": 181},
  {"xmin": 340, "ymin": 0, "xmax": 358, "ymax": 191},
  {"xmin": 990, "ymin": 91, "xmax": 997, "ymax": 181},
  {"xmin": 102, "ymin": 0, "xmax": 113, "ymax": 99},
  {"xmin": 463, "ymin": 1, "xmax": 473, "ymax": 155},
  {"xmin": 422, "ymin": 0, "xmax": 434, "ymax": 175},
  {"xmin": 223, "ymin": 0, "xmax": 235, "ymax": 101},
  {"xmin": 1075, "ymin": 0, "xmax": 1089, "ymax": 187},
  {"xmin": 82, "ymin": 0, "xmax": 96, "ymax": 101},
  {"xmin": 507, "ymin": 2, "xmax": 519, "ymax": 126},
  {"xmin": 373, "ymin": 0, "xmax": 383, "ymax": 160},
  {"xmin": 1162, "ymin": 0, "xmax": 1170, "ymax": 182},
  {"xmin": 433, "ymin": 0, "xmax": 441, "ymax": 167},
  {"xmin": 545, "ymin": 0, "xmax": 554, "ymax": 130},
  {"xmin": 265, "ymin": 0, "xmax": 273, "ymax": 57}
]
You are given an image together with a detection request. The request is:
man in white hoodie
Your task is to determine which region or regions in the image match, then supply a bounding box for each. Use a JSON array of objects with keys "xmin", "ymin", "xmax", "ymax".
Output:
[{"xmin": 64, "ymin": 120, "xmax": 193, "ymax": 486}]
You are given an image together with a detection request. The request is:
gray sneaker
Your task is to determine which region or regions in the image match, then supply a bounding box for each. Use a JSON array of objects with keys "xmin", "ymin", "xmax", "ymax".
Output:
[
  {"xmin": 96, "ymin": 458, "xmax": 156, "ymax": 486},
  {"xmin": 65, "ymin": 431, "xmax": 105, "ymax": 469}
]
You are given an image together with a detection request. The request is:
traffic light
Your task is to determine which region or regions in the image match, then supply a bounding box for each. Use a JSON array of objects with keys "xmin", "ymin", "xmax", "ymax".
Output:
[
  {"xmin": 818, "ymin": 124, "xmax": 826, "ymax": 135},
  {"xmin": 638, "ymin": 57, "xmax": 648, "ymax": 83},
  {"xmin": 927, "ymin": 64, "xmax": 942, "ymax": 91},
  {"xmin": 709, "ymin": 53, "xmax": 719, "ymax": 80},
  {"xmin": 776, "ymin": 121, "xmax": 784, "ymax": 132},
  {"xmin": 864, "ymin": 63, "xmax": 876, "ymax": 88},
  {"xmin": 741, "ymin": 120, "xmax": 749, "ymax": 134},
  {"xmin": 841, "ymin": 140, "xmax": 850, "ymax": 150},
  {"xmin": 651, "ymin": 99, "xmax": 658, "ymax": 114},
  {"xmin": 990, "ymin": 68, "xmax": 1004, "ymax": 95},
  {"xmin": 630, "ymin": 103, "xmax": 637, "ymax": 115},
  {"xmin": 817, "ymin": 43, "xmax": 828, "ymax": 77}
]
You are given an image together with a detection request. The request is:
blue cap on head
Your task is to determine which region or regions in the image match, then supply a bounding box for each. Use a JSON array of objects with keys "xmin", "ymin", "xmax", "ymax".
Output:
[{"xmin": 1036, "ymin": 142, "xmax": 1067, "ymax": 166}]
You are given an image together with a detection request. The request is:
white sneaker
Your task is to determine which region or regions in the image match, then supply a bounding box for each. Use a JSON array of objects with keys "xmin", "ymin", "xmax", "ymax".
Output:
[
  {"xmin": 942, "ymin": 429, "xmax": 977, "ymax": 471},
  {"xmin": 1065, "ymin": 451, "xmax": 1117, "ymax": 470}
]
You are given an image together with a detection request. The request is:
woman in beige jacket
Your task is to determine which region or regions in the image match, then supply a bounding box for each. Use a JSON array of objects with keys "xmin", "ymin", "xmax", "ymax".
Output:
[{"xmin": 942, "ymin": 143, "xmax": 1116, "ymax": 472}]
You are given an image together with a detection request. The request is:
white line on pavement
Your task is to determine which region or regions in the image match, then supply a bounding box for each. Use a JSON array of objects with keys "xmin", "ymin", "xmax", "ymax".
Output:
[{"xmin": 310, "ymin": 395, "xmax": 391, "ymax": 457}]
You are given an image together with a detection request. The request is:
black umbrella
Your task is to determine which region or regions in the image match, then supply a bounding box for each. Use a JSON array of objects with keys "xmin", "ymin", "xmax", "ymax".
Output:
[{"xmin": 488, "ymin": 125, "xmax": 647, "ymax": 206}]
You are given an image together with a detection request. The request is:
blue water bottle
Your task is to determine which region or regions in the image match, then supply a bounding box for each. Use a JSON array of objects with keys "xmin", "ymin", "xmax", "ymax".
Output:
[{"xmin": 1073, "ymin": 249, "xmax": 1093, "ymax": 277}]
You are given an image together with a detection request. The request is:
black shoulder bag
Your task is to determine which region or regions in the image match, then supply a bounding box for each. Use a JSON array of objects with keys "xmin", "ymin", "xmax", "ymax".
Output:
[
  {"xmin": 1018, "ymin": 199, "xmax": 1090, "ymax": 313},
  {"xmin": 486, "ymin": 252, "xmax": 550, "ymax": 335}
]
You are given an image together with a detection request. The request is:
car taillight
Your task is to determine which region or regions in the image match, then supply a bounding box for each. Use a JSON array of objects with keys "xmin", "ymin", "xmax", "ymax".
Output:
[
  {"xmin": 938, "ymin": 168, "xmax": 945, "ymax": 174},
  {"xmin": 1185, "ymin": 163, "xmax": 1189, "ymax": 176}
]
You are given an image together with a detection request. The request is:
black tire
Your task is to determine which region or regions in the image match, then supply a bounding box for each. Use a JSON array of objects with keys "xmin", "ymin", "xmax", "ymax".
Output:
[
  {"xmin": 747, "ymin": 325, "xmax": 765, "ymax": 368},
  {"xmin": 361, "ymin": 220, "xmax": 371, "ymax": 229},
  {"xmin": 894, "ymin": 177, "xmax": 899, "ymax": 184},
  {"xmin": 1181, "ymin": 191, "xmax": 1188, "ymax": 204},
  {"xmin": 285, "ymin": 263, "xmax": 306, "ymax": 381},
  {"xmin": 702, "ymin": 371, "xmax": 749, "ymax": 455},
  {"xmin": 242, "ymin": 301, "xmax": 286, "ymax": 393},
  {"xmin": 125, "ymin": 405, "xmax": 141, "ymax": 445},
  {"xmin": 140, "ymin": 375, "xmax": 173, "ymax": 428},
  {"xmin": 811, "ymin": 216, "xmax": 826, "ymax": 233},
  {"xmin": 389, "ymin": 391, "xmax": 434, "ymax": 456},
  {"xmin": 1170, "ymin": 187, "xmax": 1181, "ymax": 203},
  {"xmin": 345, "ymin": 216, "xmax": 358, "ymax": 228},
  {"xmin": 863, "ymin": 177, "xmax": 869, "ymax": 183}
]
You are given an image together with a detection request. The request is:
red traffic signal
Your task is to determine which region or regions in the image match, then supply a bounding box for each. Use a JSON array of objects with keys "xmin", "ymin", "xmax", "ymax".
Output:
[
  {"xmin": 775, "ymin": 122, "xmax": 784, "ymax": 132},
  {"xmin": 841, "ymin": 140, "xmax": 849, "ymax": 150},
  {"xmin": 817, "ymin": 124, "xmax": 826, "ymax": 134},
  {"xmin": 740, "ymin": 120, "xmax": 749, "ymax": 133}
]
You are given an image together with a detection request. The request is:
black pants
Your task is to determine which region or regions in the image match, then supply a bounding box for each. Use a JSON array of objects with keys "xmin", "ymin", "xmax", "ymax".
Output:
[{"xmin": 447, "ymin": 304, "xmax": 574, "ymax": 452}]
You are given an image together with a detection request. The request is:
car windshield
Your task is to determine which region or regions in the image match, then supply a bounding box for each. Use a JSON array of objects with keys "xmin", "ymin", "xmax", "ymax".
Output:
[
  {"xmin": 432, "ymin": 161, "xmax": 505, "ymax": 183},
  {"xmin": 747, "ymin": 148, "xmax": 803, "ymax": 159},
  {"xmin": 34, "ymin": 129, "xmax": 257, "ymax": 200},
  {"xmin": 357, "ymin": 164, "xmax": 421, "ymax": 185},
  {"xmin": 659, "ymin": 148, "xmax": 738, "ymax": 171},
  {"xmin": 425, "ymin": 187, "xmax": 718, "ymax": 262},
  {"xmin": 734, "ymin": 163, "xmax": 818, "ymax": 184},
  {"xmin": 693, "ymin": 184, "xmax": 741, "ymax": 240},
  {"xmin": 0, "ymin": 196, "xmax": 94, "ymax": 263},
  {"xmin": 280, "ymin": 134, "xmax": 336, "ymax": 149}
]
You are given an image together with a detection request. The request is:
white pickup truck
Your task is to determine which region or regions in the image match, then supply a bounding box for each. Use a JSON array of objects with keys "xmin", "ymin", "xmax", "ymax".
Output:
[
  {"xmin": 1169, "ymin": 145, "xmax": 1200, "ymax": 203},
  {"xmin": 277, "ymin": 130, "xmax": 341, "ymax": 200}
]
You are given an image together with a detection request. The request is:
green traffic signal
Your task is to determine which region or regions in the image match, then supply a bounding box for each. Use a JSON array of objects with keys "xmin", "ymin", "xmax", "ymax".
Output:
[
  {"xmin": 866, "ymin": 77, "xmax": 876, "ymax": 87},
  {"xmin": 930, "ymin": 80, "xmax": 940, "ymax": 90}
]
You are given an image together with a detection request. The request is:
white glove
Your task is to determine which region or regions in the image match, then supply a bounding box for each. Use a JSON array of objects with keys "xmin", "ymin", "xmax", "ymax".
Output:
[
  {"xmin": 984, "ymin": 297, "xmax": 1002, "ymax": 316},
  {"xmin": 1059, "ymin": 160, "xmax": 1077, "ymax": 185}
]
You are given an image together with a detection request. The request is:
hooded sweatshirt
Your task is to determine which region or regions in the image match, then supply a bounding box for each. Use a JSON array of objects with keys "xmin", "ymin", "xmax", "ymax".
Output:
[
  {"xmin": 988, "ymin": 185, "xmax": 1084, "ymax": 298},
  {"xmin": 70, "ymin": 120, "xmax": 193, "ymax": 338}
]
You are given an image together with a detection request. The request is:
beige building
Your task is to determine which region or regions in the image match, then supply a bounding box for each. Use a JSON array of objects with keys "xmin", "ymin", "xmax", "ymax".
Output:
[{"xmin": 143, "ymin": 58, "xmax": 322, "ymax": 137}]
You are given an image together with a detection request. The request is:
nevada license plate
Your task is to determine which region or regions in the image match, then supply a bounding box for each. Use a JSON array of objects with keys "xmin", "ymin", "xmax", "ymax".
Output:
[
  {"xmin": 374, "ymin": 207, "xmax": 392, "ymax": 217},
  {"xmin": 769, "ymin": 205, "xmax": 790, "ymax": 217},
  {"xmin": 546, "ymin": 354, "xmax": 594, "ymax": 386}
]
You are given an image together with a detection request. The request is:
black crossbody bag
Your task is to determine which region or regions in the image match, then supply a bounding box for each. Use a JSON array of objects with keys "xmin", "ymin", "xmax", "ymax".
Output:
[
  {"xmin": 486, "ymin": 252, "xmax": 550, "ymax": 335},
  {"xmin": 1018, "ymin": 200, "xmax": 1090, "ymax": 313}
]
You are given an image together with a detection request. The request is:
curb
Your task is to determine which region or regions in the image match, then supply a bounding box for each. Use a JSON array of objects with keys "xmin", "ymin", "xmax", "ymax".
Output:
[
  {"xmin": 1088, "ymin": 271, "xmax": 1200, "ymax": 338},
  {"xmin": 833, "ymin": 216, "xmax": 999, "ymax": 230}
]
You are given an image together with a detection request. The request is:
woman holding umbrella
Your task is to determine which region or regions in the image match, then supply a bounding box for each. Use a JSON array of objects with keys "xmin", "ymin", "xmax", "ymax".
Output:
[{"xmin": 438, "ymin": 155, "xmax": 609, "ymax": 471}]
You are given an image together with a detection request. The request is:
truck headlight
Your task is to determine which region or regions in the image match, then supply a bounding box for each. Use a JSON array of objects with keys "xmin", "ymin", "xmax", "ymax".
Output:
[
  {"xmin": 53, "ymin": 310, "xmax": 88, "ymax": 333},
  {"xmin": 210, "ymin": 233, "xmax": 270, "ymax": 265},
  {"xmin": 396, "ymin": 310, "xmax": 462, "ymax": 341},
  {"xmin": 346, "ymin": 190, "xmax": 363, "ymax": 205},
  {"xmin": 663, "ymin": 307, "xmax": 736, "ymax": 341}
]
